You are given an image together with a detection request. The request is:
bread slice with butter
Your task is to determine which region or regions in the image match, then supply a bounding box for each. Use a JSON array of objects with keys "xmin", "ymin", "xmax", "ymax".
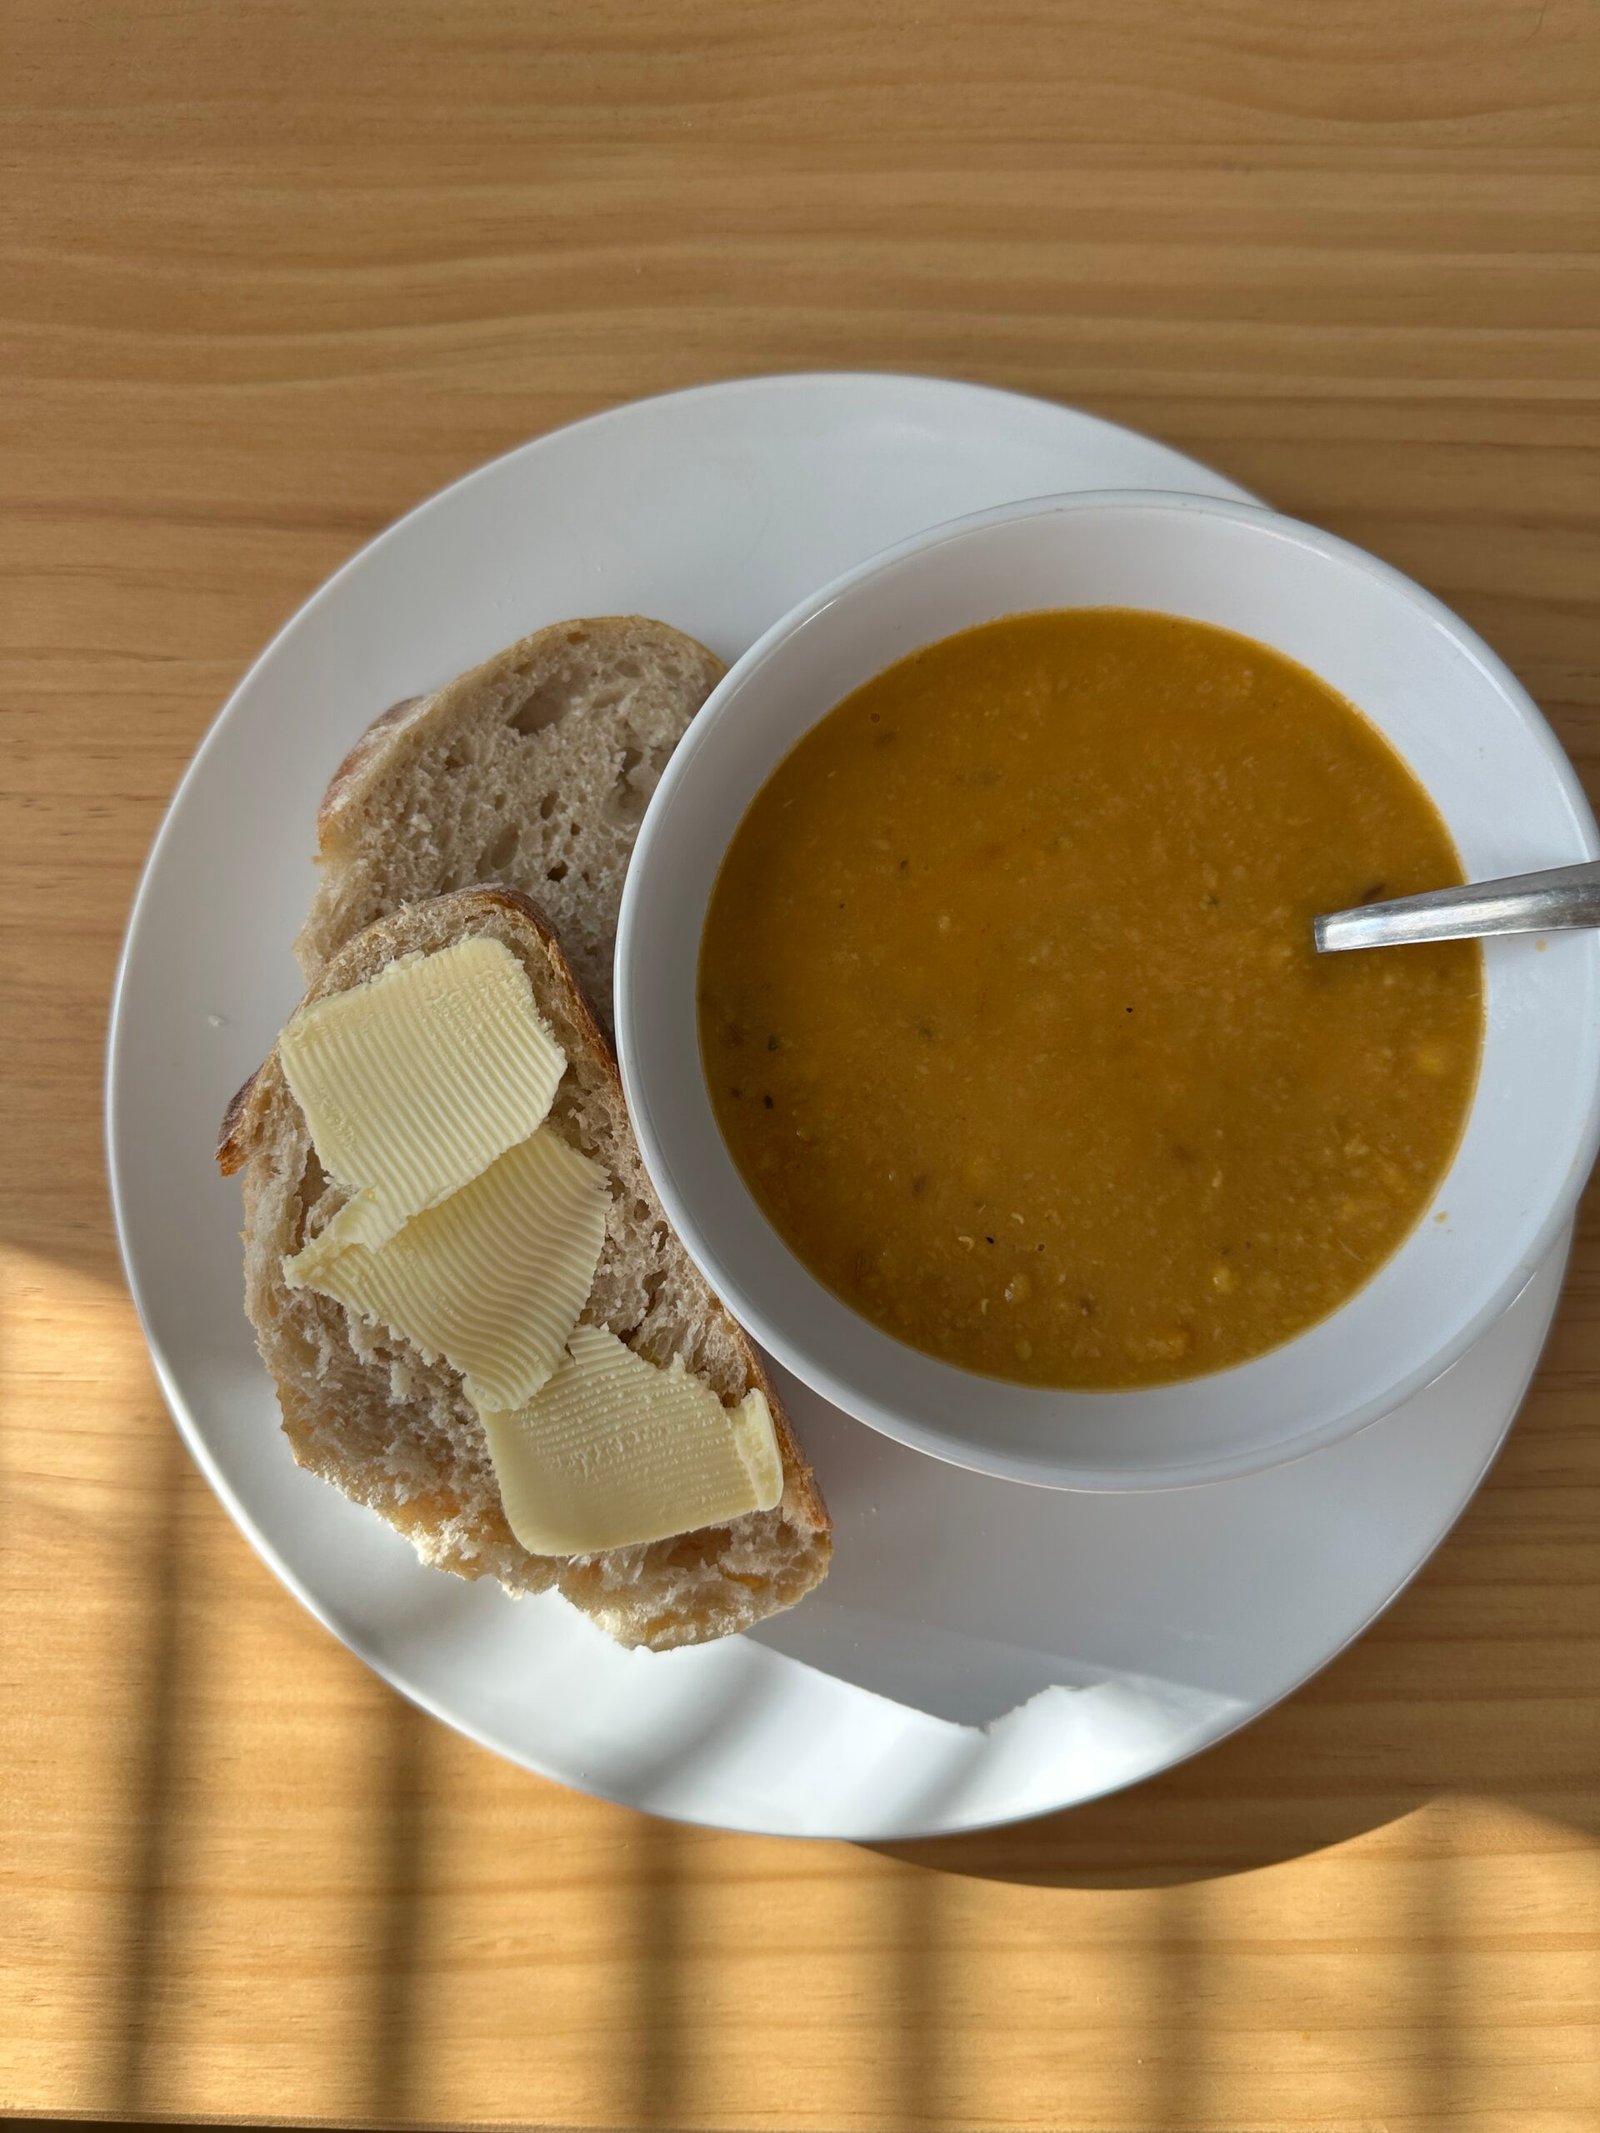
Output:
[
  {"xmin": 219, "ymin": 886, "xmax": 830, "ymax": 1651},
  {"xmin": 293, "ymin": 615, "xmax": 725, "ymax": 1028}
]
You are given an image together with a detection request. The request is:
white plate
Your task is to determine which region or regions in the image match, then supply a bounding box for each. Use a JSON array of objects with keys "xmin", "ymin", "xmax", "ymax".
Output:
[{"xmin": 107, "ymin": 373, "xmax": 1563, "ymax": 1841}]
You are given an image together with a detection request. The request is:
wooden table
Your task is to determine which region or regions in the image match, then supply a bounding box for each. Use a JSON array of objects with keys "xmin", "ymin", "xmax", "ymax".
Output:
[{"xmin": 6, "ymin": 3, "xmax": 1599, "ymax": 2127}]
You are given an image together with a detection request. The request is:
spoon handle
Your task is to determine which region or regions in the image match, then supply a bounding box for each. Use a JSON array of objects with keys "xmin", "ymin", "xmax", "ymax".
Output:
[{"xmin": 1314, "ymin": 859, "xmax": 1600, "ymax": 953}]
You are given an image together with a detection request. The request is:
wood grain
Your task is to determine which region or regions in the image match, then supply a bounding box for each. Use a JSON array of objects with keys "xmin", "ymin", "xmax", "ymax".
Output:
[{"xmin": 4, "ymin": 1, "xmax": 1599, "ymax": 2127}]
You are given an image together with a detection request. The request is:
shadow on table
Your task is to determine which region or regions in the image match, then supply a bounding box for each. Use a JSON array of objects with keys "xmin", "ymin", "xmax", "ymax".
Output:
[
  {"xmin": 875, "ymin": 1377, "xmax": 1600, "ymax": 1890},
  {"xmin": 51, "ymin": 1176, "xmax": 1600, "ymax": 2128},
  {"xmin": 874, "ymin": 1652, "xmax": 1445, "ymax": 1888}
]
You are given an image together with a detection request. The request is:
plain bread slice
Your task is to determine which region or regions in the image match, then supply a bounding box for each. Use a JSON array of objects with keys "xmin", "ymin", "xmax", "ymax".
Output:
[{"xmin": 294, "ymin": 616, "xmax": 725, "ymax": 1030}]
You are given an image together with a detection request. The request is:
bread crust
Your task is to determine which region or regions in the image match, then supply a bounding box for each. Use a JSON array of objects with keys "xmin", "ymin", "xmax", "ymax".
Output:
[{"xmin": 316, "ymin": 695, "xmax": 426, "ymax": 838}]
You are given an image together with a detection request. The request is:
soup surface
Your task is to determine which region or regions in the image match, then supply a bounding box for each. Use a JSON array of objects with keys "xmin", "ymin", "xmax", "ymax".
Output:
[{"xmin": 699, "ymin": 609, "xmax": 1483, "ymax": 1388}]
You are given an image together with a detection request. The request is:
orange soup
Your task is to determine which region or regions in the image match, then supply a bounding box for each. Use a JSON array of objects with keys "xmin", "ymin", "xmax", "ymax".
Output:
[{"xmin": 699, "ymin": 610, "xmax": 1483, "ymax": 1388}]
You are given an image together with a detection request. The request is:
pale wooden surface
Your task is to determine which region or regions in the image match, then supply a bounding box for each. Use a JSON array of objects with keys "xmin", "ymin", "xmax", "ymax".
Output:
[{"xmin": 5, "ymin": 1, "xmax": 1600, "ymax": 2126}]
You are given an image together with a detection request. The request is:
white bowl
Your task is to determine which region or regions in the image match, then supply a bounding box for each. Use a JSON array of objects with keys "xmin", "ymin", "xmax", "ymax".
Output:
[{"xmin": 616, "ymin": 492, "xmax": 1600, "ymax": 1490}]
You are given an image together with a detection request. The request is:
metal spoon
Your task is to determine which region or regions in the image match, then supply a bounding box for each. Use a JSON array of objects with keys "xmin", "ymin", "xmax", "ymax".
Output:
[{"xmin": 1314, "ymin": 860, "xmax": 1600, "ymax": 954}]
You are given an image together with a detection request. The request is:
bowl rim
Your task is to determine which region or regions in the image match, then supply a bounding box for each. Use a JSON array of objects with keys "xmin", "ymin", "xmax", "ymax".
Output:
[{"xmin": 616, "ymin": 487, "xmax": 1600, "ymax": 1491}]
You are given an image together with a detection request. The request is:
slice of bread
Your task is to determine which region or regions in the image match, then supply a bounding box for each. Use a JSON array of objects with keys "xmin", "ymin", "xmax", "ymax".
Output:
[
  {"xmin": 220, "ymin": 886, "xmax": 831, "ymax": 1650},
  {"xmin": 294, "ymin": 616, "xmax": 725, "ymax": 1028}
]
